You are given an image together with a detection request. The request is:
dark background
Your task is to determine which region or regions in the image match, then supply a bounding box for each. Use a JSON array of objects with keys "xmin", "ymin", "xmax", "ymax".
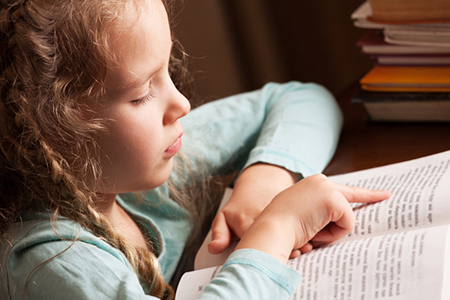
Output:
[{"xmin": 171, "ymin": 0, "xmax": 372, "ymax": 102}]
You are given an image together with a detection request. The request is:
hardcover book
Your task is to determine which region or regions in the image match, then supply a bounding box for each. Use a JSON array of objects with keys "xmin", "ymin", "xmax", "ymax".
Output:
[
  {"xmin": 368, "ymin": 0, "xmax": 450, "ymax": 23},
  {"xmin": 352, "ymin": 88, "xmax": 450, "ymax": 122},
  {"xmin": 359, "ymin": 65, "xmax": 450, "ymax": 92}
]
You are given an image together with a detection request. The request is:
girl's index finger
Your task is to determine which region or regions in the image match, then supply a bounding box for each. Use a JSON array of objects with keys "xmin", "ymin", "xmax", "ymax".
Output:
[{"xmin": 333, "ymin": 183, "xmax": 391, "ymax": 204}]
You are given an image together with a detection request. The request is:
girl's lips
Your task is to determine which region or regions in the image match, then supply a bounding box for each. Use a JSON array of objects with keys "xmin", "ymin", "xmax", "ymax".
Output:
[{"xmin": 165, "ymin": 133, "xmax": 182, "ymax": 156}]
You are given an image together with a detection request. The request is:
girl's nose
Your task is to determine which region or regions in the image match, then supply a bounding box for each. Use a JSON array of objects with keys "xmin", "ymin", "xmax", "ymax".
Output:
[{"xmin": 163, "ymin": 82, "xmax": 191, "ymax": 125}]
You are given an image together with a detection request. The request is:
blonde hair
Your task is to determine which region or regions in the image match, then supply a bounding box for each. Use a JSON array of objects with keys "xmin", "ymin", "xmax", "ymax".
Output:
[{"xmin": 0, "ymin": 0, "xmax": 208, "ymax": 298}]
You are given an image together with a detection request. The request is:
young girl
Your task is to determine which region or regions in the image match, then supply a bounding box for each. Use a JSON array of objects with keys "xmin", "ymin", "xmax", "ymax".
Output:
[{"xmin": 0, "ymin": 0, "xmax": 390, "ymax": 299}]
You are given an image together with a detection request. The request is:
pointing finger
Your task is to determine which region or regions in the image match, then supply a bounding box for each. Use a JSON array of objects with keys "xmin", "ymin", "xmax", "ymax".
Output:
[{"xmin": 333, "ymin": 183, "xmax": 391, "ymax": 204}]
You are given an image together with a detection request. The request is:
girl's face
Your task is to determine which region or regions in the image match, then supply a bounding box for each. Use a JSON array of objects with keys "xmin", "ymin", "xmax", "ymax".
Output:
[{"xmin": 92, "ymin": 0, "xmax": 190, "ymax": 195}]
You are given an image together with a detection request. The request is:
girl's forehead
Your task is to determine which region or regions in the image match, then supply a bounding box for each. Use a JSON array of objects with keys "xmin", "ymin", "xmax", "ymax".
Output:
[
  {"xmin": 109, "ymin": 0, "xmax": 163, "ymax": 42},
  {"xmin": 105, "ymin": 0, "xmax": 171, "ymax": 91}
]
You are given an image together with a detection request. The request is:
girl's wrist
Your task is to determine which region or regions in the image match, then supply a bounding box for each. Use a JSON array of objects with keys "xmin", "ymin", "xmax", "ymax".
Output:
[
  {"xmin": 235, "ymin": 214, "xmax": 297, "ymax": 264},
  {"xmin": 238, "ymin": 163, "xmax": 299, "ymax": 188},
  {"xmin": 232, "ymin": 163, "xmax": 299, "ymax": 204}
]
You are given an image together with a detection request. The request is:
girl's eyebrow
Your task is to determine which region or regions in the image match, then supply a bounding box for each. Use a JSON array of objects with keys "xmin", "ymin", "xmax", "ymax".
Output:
[
  {"xmin": 128, "ymin": 42, "xmax": 174, "ymax": 89},
  {"xmin": 129, "ymin": 70, "xmax": 157, "ymax": 89}
]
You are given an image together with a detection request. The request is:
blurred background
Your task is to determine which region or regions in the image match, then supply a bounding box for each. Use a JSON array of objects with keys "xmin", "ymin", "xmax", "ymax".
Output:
[{"xmin": 171, "ymin": 0, "xmax": 371, "ymax": 103}]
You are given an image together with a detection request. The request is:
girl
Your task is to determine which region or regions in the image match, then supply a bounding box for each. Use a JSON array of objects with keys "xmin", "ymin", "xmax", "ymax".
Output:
[{"xmin": 0, "ymin": 0, "xmax": 390, "ymax": 299}]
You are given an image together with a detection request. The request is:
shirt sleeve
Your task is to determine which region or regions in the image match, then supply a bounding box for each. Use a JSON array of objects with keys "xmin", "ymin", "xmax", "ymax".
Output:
[
  {"xmin": 178, "ymin": 81, "xmax": 342, "ymax": 181},
  {"xmin": 197, "ymin": 249, "xmax": 302, "ymax": 300}
]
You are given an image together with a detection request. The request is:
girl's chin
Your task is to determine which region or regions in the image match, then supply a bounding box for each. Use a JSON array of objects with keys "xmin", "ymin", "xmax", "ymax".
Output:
[
  {"xmin": 98, "ymin": 159, "xmax": 175, "ymax": 194},
  {"xmin": 135, "ymin": 161, "xmax": 174, "ymax": 191}
]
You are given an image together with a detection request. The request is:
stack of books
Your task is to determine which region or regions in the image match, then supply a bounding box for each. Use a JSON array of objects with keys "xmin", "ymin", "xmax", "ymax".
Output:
[{"xmin": 351, "ymin": 0, "xmax": 450, "ymax": 122}]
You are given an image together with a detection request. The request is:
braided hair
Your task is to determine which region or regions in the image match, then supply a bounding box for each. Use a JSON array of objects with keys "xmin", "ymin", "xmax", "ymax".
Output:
[{"xmin": 0, "ymin": 0, "xmax": 178, "ymax": 298}]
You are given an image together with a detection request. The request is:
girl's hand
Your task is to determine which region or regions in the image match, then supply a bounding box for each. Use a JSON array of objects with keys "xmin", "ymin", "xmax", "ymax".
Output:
[
  {"xmin": 235, "ymin": 174, "xmax": 391, "ymax": 263},
  {"xmin": 208, "ymin": 163, "xmax": 300, "ymax": 255}
]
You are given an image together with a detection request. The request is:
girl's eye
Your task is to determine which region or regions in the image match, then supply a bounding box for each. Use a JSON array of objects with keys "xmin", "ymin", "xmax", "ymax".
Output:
[{"xmin": 131, "ymin": 91, "xmax": 154, "ymax": 106}]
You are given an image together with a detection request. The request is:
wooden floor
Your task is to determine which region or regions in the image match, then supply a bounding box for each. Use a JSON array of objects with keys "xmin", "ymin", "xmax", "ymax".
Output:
[{"xmin": 323, "ymin": 84, "xmax": 450, "ymax": 176}]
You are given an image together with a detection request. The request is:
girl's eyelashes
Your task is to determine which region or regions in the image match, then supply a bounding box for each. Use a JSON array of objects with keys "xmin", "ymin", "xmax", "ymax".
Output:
[
  {"xmin": 131, "ymin": 91, "xmax": 154, "ymax": 106},
  {"xmin": 131, "ymin": 77, "xmax": 158, "ymax": 106}
]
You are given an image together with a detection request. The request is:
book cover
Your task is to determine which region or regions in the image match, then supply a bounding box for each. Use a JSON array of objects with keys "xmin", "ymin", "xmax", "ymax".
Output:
[
  {"xmin": 384, "ymin": 27, "xmax": 450, "ymax": 48},
  {"xmin": 368, "ymin": 0, "xmax": 450, "ymax": 23},
  {"xmin": 351, "ymin": 1, "xmax": 384, "ymax": 29},
  {"xmin": 360, "ymin": 65, "xmax": 450, "ymax": 92},
  {"xmin": 357, "ymin": 30, "xmax": 450, "ymax": 55},
  {"xmin": 352, "ymin": 2, "xmax": 450, "ymax": 29},
  {"xmin": 374, "ymin": 54, "xmax": 450, "ymax": 66},
  {"xmin": 352, "ymin": 88, "xmax": 450, "ymax": 103},
  {"xmin": 352, "ymin": 88, "xmax": 450, "ymax": 122}
]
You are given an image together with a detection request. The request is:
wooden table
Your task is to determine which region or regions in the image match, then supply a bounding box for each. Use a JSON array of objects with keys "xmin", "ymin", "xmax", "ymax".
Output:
[{"xmin": 323, "ymin": 85, "xmax": 450, "ymax": 176}]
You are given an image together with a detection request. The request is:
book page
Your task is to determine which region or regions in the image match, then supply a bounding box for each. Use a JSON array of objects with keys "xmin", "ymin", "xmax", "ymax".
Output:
[
  {"xmin": 194, "ymin": 188, "xmax": 237, "ymax": 270},
  {"xmin": 329, "ymin": 150, "xmax": 450, "ymax": 241},
  {"xmin": 194, "ymin": 150, "xmax": 450, "ymax": 269},
  {"xmin": 178, "ymin": 226, "xmax": 450, "ymax": 300},
  {"xmin": 175, "ymin": 266, "xmax": 222, "ymax": 300},
  {"xmin": 289, "ymin": 225, "xmax": 450, "ymax": 300}
]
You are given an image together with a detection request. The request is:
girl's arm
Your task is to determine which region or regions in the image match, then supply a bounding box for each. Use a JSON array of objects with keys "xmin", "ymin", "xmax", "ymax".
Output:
[
  {"xmin": 180, "ymin": 81, "xmax": 342, "ymax": 179},
  {"xmin": 180, "ymin": 81, "xmax": 343, "ymax": 254},
  {"xmin": 208, "ymin": 163, "xmax": 300, "ymax": 255},
  {"xmin": 198, "ymin": 176, "xmax": 390, "ymax": 299}
]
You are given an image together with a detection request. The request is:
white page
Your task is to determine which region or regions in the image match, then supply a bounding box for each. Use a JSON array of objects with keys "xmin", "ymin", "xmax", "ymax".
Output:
[
  {"xmin": 194, "ymin": 188, "xmax": 236, "ymax": 270},
  {"xmin": 178, "ymin": 226, "xmax": 450, "ymax": 300},
  {"xmin": 329, "ymin": 150, "xmax": 450, "ymax": 242},
  {"xmin": 289, "ymin": 225, "xmax": 450, "ymax": 300},
  {"xmin": 175, "ymin": 266, "xmax": 221, "ymax": 300},
  {"xmin": 194, "ymin": 151, "xmax": 450, "ymax": 269}
]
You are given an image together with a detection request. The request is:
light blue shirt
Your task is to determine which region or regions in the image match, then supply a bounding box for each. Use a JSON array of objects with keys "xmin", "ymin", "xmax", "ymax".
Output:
[{"xmin": 0, "ymin": 82, "xmax": 342, "ymax": 299}]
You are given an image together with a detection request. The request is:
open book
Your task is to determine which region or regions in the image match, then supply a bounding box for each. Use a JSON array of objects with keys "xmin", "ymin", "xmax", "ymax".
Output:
[{"xmin": 175, "ymin": 150, "xmax": 450, "ymax": 300}]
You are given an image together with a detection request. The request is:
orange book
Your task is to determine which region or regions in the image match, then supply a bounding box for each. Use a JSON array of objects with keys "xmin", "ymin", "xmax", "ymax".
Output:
[
  {"xmin": 368, "ymin": 0, "xmax": 450, "ymax": 23},
  {"xmin": 360, "ymin": 65, "xmax": 450, "ymax": 92}
]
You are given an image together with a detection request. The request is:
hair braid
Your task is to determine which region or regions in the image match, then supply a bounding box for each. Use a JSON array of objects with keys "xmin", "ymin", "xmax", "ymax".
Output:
[{"xmin": 1, "ymin": 0, "xmax": 174, "ymax": 298}]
